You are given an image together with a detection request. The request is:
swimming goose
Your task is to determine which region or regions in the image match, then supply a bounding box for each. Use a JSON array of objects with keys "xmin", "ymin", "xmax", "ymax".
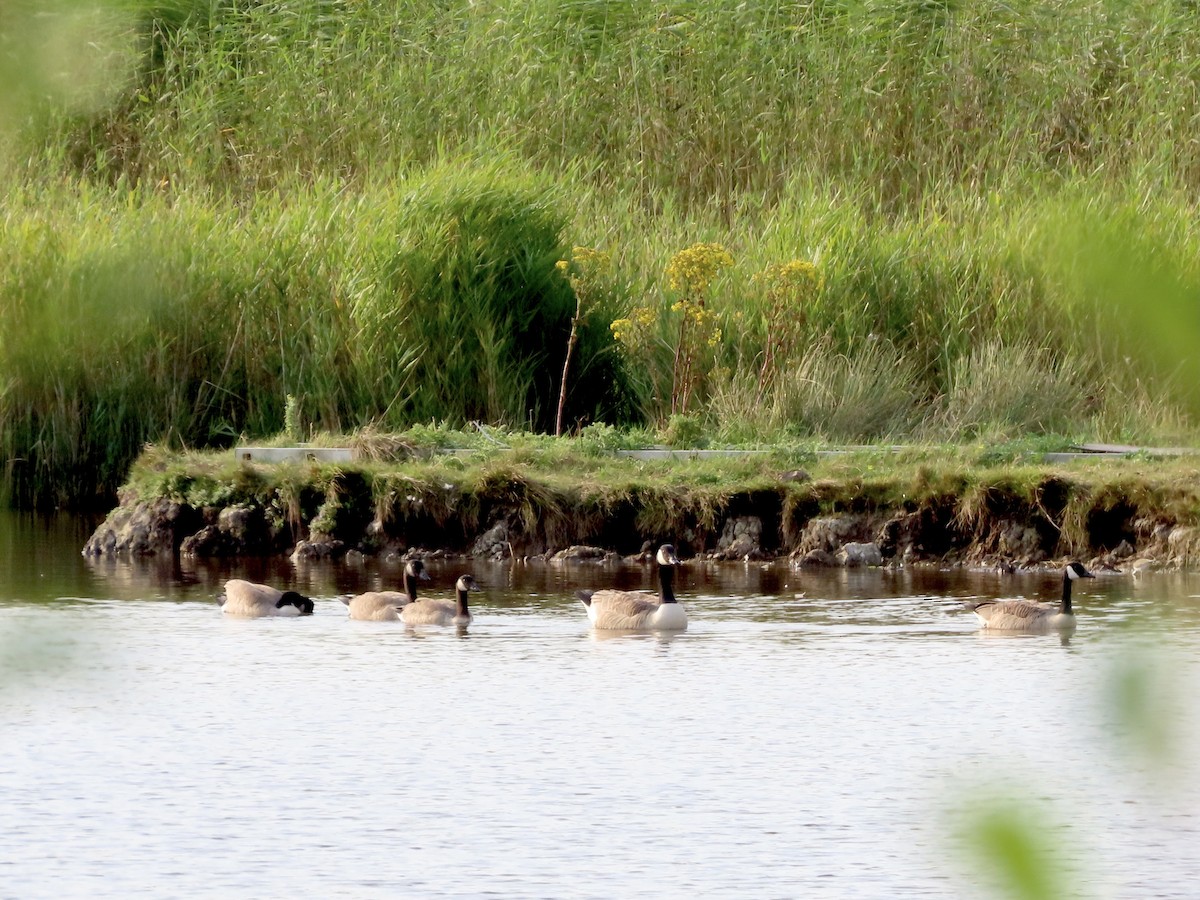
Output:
[
  {"xmin": 971, "ymin": 561, "xmax": 1094, "ymax": 631},
  {"xmin": 219, "ymin": 579, "xmax": 314, "ymax": 618},
  {"xmin": 344, "ymin": 558, "xmax": 430, "ymax": 621},
  {"xmin": 400, "ymin": 574, "xmax": 481, "ymax": 626},
  {"xmin": 577, "ymin": 543, "xmax": 687, "ymax": 631}
]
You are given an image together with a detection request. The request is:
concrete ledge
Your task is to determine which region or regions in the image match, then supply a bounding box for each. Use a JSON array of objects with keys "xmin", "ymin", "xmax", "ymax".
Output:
[
  {"xmin": 231, "ymin": 444, "xmax": 1197, "ymax": 465},
  {"xmin": 615, "ymin": 449, "xmax": 773, "ymax": 460},
  {"xmin": 234, "ymin": 446, "xmax": 354, "ymax": 463},
  {"xmin": 1072, "ymin": 443, "xmax": 1198, "ymax": 456}
]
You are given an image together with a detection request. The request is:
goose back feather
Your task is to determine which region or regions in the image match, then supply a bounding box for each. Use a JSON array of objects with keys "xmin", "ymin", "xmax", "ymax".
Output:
[{"xmin": 345, "ymin": 590, "xmax": 414, "ymax": 622}]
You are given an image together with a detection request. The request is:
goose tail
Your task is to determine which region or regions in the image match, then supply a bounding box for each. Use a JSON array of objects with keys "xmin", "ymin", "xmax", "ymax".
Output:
[{"xmin": 576, "ymin": 590, "xmax": 594, "ymax": 607}]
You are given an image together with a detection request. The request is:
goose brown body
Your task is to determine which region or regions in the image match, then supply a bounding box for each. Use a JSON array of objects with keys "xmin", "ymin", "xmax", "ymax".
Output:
[
  {"xmin": 578, "ymin": 544, "xmax": 687, "ymax": 631},
  {"xmin": 972, "ymin": 562, "xmax": 1094, "ymax": 632}
]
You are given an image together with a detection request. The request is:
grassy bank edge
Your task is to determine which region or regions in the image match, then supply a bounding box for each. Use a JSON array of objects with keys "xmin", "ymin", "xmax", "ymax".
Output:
[{"xmin": 106, "ymin": 435, "xmax": 1200, "ymax": 570}]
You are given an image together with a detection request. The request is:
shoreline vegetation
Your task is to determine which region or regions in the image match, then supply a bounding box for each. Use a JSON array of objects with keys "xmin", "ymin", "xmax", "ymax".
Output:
[
  {"xmin": 82, "ymin": 434, "xmax": 1200, "ymax": 573},
  {"xmin": 4, "ymin": 3, "xmax": 1200, "ymax": 513}
]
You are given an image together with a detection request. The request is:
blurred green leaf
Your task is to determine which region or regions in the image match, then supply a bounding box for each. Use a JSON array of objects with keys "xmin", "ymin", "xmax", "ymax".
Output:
[
  {"xmin": 1041, "ymin": 201, "xmax": 1200, "ymax": 421},
  {"xmin": 1105, "ymin": 651, "xmax": 1180, "ymax": 777},
  {"xmin": 959, "ymin": 801, "xmax": 1076, "ymax": 900},
  {"xmin": 0, "ymin": 1, "xmax": 141, "ymax": 140}
]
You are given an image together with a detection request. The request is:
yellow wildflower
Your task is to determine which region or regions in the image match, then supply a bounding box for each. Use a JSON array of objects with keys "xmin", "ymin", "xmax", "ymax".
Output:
[
  {"xmin": 666, "ymin": 242, "xmax": 734, "ymax": 294},
  {"xmin": 755, "ymin": 258, "xmax": 824, "ymax": 297},
  {"xmin": 569, "ymin": 246, "xmax": 611, "ymax": 270}
]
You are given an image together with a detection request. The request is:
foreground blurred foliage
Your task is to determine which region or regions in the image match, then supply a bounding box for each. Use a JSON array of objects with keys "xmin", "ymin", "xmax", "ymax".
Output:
[
  {"xmin": 959, "ymin": 801, "xmax": 1073, "ymax": 900},
  {"xmin": 952, "ymin": 642, "xmax": 1198, "ymax": 900}
]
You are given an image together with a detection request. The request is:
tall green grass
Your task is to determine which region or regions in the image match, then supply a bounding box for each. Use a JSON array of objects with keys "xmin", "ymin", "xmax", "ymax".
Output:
[
  {"xmin": 0, "ymin": 166, "xmax": 623, "ymax": 507},
  {"xmin": 34, "ymin": 0, "xmax": 1200, "ymax": 206},
  {"xmin": 4, "ymin": 0, "xmax": 1200, "ymax": 506}
]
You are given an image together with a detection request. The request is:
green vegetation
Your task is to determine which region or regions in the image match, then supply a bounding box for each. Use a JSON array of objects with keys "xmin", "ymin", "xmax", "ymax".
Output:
[
  {"xmin": 116, "ymin": 431, "xmax": 1200, "ymax": 562},
  {"xmin": 4, "ymin": 1, "xmax": 1200, "ymax": 507},
  {"xmin": 957, "ymin": 800, "xmax": 1073, "ymax": 900}
]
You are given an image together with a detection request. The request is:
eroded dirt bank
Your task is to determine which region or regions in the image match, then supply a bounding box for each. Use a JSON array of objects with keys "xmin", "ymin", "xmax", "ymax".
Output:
[{"xmin": 82, "ymin": 456, "xmax": 1200, "ymax": 573}]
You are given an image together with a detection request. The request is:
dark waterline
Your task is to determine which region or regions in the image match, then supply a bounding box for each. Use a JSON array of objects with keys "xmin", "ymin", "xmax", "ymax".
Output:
[{"xmin": 5, "ymin": 508, "xmax": 1200, "ymax": 624}]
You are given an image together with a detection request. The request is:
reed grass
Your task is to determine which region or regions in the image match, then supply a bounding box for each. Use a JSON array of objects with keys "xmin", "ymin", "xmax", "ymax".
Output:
[
  {"xmin": 0, "ymin": 169, "xmax": 613, "ymax": 506},
  {"xmin": 4, "ymin": 0, "xmax": 1200, "ymax": 506}
]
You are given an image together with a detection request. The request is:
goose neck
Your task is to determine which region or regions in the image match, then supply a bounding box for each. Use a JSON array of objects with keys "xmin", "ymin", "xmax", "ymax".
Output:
[
  {"xmin": 658, "ymin": 563, "xmax": 677, "ymax": 604},
  {"xmin": 404, "ymin": 571, "xmax": 421, "ymax": 602},
  {"xmin": 1061, "ymin": 571, "xmax": 1073, "ymax": 615},
  {"xmin": 456, "ymin": 586, "xmax": 471, "ymax": 616}
]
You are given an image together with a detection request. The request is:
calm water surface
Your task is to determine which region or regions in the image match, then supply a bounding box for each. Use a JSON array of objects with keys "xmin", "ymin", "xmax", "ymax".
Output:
[{"xmin": 2, "ymin": 510, "xmax": 1199, "ymax": 898}]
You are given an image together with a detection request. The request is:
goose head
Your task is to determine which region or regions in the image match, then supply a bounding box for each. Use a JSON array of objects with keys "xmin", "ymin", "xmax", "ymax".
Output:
[
  {"xmin": 656, "ymin": 544, "xmax": 682, "ymax": 567},
  {"xmin": 1065, "ymin": 561, "xmax": 1094, "ymax": 581},
  {"xmin": 456, "ymin": 574, "xmax": 482, "ymax": 594},
  {"xmin": 276, "ymin": 591, "xmax": 314, "ymax": 615}
]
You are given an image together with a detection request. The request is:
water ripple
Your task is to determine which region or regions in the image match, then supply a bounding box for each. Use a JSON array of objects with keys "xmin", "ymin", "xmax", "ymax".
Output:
[{"xmin": 2, "ymin": 544, "xmax": 1199, "ymax": 896}]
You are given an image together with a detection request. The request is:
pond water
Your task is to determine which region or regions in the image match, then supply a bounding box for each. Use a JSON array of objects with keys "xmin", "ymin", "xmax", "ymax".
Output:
[{"xmin": 2, "ymin": 509, "xmax": 1199, "ymax": 898}]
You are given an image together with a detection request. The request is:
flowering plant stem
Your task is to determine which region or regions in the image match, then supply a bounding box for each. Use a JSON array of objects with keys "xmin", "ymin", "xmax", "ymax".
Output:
[{"xmin": 554, "ymin": 292, "xmax": 582, "ymax": 436}]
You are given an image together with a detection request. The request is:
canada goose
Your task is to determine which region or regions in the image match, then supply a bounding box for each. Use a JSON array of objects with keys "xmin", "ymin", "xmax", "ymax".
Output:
[
  {"xmin": 577, "ymin": 543, "xmax": 687, "ymax": 631},
  {"xmin": 971, "ymin": 561, "xmax": 1094, "ymax": 631},
  {"xmin": 219, "ymin": 579, "xmax": 314, "ymax": 618},
  {"xmin": 400, "ymin": 574, "xmax": 481, "ymax": 626},
  {"xmin": 343, "ymin": 558, "xmax": 430, "ymax": 621}
]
